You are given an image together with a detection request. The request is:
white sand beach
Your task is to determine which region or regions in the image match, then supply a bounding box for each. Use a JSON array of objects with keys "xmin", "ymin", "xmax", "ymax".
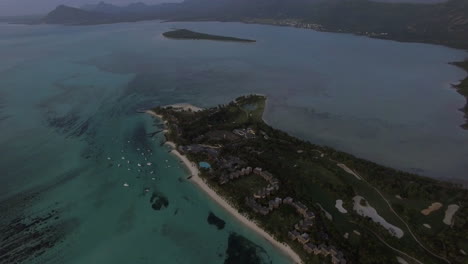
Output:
[
  {"xmin": 145, "ymin": 109, "xmax": 163, "ymax": 119},
  {"xmin": 146, "ymin": 110, "xmax": 302, "ymax": 264},
  {"xmin": 170, "ymin": 148, "xmax": 302, "ymax": 264}
]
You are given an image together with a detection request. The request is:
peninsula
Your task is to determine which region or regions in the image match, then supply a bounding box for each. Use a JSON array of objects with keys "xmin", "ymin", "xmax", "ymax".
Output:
[
  {"xmin": 162, "ymin": 29, "xmax": 256, "ymax": 43},
  {"xmin": 148, "ymin": 95, "xmax": 468, "ymax": 264}
]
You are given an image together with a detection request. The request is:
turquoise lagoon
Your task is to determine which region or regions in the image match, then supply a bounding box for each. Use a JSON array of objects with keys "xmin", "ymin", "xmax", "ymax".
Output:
[{"xmin": 0, "ymin": 20, "xmax": 467, "ymax": 263}]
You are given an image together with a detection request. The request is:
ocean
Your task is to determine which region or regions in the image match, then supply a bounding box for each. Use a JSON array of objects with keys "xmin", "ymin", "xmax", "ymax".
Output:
[{"xmin": 0, "ymin": 20, "xmax": 466, "ymax": 263}]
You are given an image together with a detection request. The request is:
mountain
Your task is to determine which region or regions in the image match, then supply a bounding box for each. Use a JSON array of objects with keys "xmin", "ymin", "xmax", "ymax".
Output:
[
  {"xmin": 81, "ymin": 2, "xmax": 123, "ymax": 14},
  {"xmin": 43, "ymin": 5, "xmax": 114, "ymax": 25},
  {"xmin": 81, "ymin": 2, "xmax": 155, "ymax": 15}
]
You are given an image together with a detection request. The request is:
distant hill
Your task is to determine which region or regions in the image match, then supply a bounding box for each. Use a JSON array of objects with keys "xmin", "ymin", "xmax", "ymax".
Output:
[
  {"xmin": 42, "ymin": 0, "xmax": 468, "ymax": 49},
  {"xmin": 81, "ymin": 2, "xmax": 123, "ymax": 14},
  {"xmin": 81, "ymin": 2, "xmax": 157, "ymax": 15},
  {"xmin": 43, "ymin": 5, "xmax": 114, "ymax": 25}
]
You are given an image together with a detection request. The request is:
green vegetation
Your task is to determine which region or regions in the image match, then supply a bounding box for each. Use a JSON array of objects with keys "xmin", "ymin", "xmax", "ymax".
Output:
[
  {"xmin": 153, "ymin": 95, "xmax": 468, "ymax": 264},
  {"xmin": 162, "ymin": 29, "xmax": 256, "ymax": 42},
  {"xmin": 452, "ymin": 60, "xmax": 468, "ymax": 129}
]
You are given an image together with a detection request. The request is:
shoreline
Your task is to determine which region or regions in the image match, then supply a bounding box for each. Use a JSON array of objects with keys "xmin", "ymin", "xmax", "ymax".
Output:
[{"xmin": 146, "ymin": 109, "xmax": 302, "ymax": 264}]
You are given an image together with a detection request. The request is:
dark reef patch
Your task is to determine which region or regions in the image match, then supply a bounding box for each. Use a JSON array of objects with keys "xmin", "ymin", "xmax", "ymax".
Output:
[
  {"xmin": 224, "ymin": 233, "xmax": 272, "ymax": 264},
  {"xmin": 130, "ymin": 121, "xmax": 150, "ymax": 150},
  {"xmin": 45, "ymin": 111, "xmax": 93, "ymax": 138},
  {"xmin": 0, "ymin": 167, "xmax": 85, "ymax": 263},
  {"xmin": 150, "ymin": 192, "xmax": 169, "ymax": 211},
  {"xmin": 0, "ymin": 211, "xmax": 78, "ymax": 264},
  {"xmin": 207, "ymin": 212, "xmax": 226, "ymax": 230}
]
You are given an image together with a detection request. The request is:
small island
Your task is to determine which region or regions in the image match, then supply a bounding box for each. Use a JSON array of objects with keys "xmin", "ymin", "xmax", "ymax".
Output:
[
  {"xmin": 148, "ymin": 95, "xmax": 467, "ymax": 264},
  {"xmin": 162, "ymin": 29, "xmax": 256, "ymax": 43}
]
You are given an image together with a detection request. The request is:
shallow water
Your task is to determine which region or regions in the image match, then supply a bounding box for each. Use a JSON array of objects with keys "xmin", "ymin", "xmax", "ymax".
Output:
[{"xmin": 0, "ymin": 20, "xmax": 467, "ymax": 263}]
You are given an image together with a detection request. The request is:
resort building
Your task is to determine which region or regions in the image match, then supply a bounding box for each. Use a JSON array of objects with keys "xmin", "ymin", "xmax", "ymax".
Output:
[
  {"xmin": 268, "ymin": 197, "xmax": 282, "ymax": 210},
  {"xmin": 303, "ymin": 243, "xmax": 316, "ymax": 254},
  {"xmin": 253, "ymin": 167, "xmax": 263, "ymax": 174},
  {"xmin": 245, "ymin": 197, "xmax": 270, "ymax": 215},
  {"xmin": 328, "ymin": 246, "xmax": 338, "ymax": 256},
  {"xmin": 295, "ymin": 201, "xmax": 308, "ymax": 215},
  {"xmin": 319, "ymin": 244, "xmax": 330, "ymax": 256},
  {"xmin": 297, "ymin": 233, "xmax": 310, "ymax": 244},
  {"xmin": 283, "ymin": 197, "xmax": 294, "ymax": 204},
  {"xmin": 305, "ymin": 211, "xmax": 316, "ymax": 220},
  {"xmin": 288, "ymin": 230, "xmax": 301, "ymax": 241},
  {"xmin": 295, "ymin": 219, "xmax": 313, "ymax": 231}
]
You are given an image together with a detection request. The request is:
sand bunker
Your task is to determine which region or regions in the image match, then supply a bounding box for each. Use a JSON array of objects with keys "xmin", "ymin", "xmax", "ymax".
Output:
[
  {"xmin": 353, "ymin": 196, "xmax": 404, "ymax": 238},
  {"xmin": 443, "ymin": 204, "xmax": 460, "ymax": 225},
  {"xmin": 335, "ymin": 200, "xmax": 348, "ymax": 213},
  {"xmin": 421, "ymin": 202, "xmax": 443, "ymax": 216},
  {"xmin": 396, "ymin": 256, "xmax": 409, "ymax": 264}
]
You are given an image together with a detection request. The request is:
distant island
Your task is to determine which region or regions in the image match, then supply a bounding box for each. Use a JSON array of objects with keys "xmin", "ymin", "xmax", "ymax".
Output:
[
  {"xmin": 162, "ymin": 29, "xmax": 256, "ymax": 43},
  {"xmin": 148, "ymin": 95, "xmax": 468, "ymax": 264}
]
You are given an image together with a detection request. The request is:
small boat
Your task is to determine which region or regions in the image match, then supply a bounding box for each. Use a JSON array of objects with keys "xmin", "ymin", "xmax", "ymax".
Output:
[{"xmin": 123, "ymin": 183, "xmax": 129, "ymax": 187}]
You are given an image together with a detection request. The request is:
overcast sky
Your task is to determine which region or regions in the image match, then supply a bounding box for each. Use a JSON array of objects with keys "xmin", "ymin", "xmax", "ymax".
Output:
[{"xmin": 0, "ymin": 0, "xmax": 182, "ymax": 16}]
